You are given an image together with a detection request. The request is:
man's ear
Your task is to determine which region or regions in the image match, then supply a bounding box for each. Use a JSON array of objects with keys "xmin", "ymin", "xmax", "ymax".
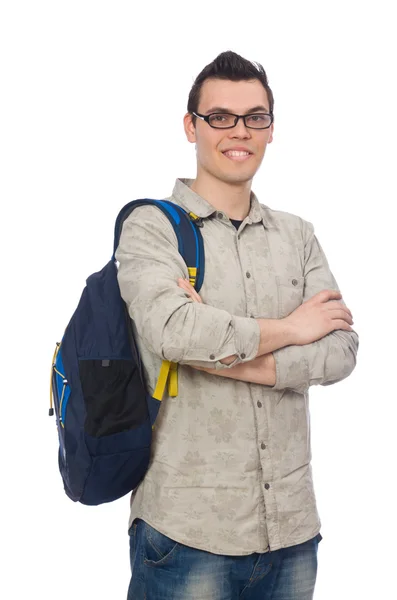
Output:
[
  {"xmin": 267, "ymin": 122, "xmax": 274, "ymax": 143},
  {"xmin": 183, "ymin": 112, "xmax": 196, "ymax": 143}
]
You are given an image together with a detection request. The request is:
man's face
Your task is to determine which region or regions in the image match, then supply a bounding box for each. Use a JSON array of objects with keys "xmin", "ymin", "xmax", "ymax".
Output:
[{"xmin": 184, "ymin": 78, "xmax": 274, "ymax": 185}]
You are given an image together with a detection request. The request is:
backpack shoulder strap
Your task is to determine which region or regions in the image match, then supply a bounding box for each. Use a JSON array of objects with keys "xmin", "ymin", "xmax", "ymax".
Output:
[
  {"xmin": 112, "ymin": 198, "xmax": 204, "ymax": 291},
  {"xmin": 113, "ymin": 198, "xmax": 206, "ymax": 404}
]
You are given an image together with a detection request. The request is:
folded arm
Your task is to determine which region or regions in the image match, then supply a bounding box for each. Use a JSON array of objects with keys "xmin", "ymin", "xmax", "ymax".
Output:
[
  {"xmin": 115, "ymin": 205, "xmax": 291, "ymax": 371},
  {"xmin": 271, "ymin": 220, "xmax": 358, "ymax": 393},
  {"xmin": 189, "ymin": 219, "xmax": 359, "ymax": 393}
]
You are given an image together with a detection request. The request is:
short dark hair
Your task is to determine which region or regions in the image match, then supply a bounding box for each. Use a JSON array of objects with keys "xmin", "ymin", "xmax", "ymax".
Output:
[{"xmin": 187, "ymin": 50, "xmax": 274, "ymax": 127}]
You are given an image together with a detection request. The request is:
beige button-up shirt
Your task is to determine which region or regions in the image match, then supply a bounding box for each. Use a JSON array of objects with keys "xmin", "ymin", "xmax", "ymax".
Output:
[{"xmin": 115, "ymin": 177, "xmax": 359, "ymax": 555}]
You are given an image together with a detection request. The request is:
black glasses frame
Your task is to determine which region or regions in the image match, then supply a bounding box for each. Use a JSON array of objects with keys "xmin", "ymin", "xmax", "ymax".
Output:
[{"xmin": 192, "ymin": 111, "xmax": 274, "ymax": 130}]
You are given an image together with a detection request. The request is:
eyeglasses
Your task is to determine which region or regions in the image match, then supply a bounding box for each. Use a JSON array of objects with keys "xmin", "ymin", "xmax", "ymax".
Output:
[{"xmin": 192, "ymin": 111, "xmax": 273, "ymax": 130}]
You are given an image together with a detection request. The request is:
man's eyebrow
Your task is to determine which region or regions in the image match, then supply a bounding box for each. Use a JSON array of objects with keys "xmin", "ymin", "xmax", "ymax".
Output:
[{"xmin": 204, "ymin": 105, "xmax": 270, "ymax": 114}]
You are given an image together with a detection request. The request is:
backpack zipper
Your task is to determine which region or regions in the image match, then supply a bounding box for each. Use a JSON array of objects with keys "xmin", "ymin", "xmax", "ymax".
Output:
[
  {"xmin": 49, "ymin": 342, "xmax": 70, "ymax": 427},
  {"xmin": 58, "ymin": 378, "xmax": 69, "ymax": 427}
]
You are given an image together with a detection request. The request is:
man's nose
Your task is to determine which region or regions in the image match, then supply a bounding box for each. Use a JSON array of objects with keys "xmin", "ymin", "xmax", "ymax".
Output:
[{"xmin": 230, "ymin": 117, "xmax": 251, "ymax": 137}]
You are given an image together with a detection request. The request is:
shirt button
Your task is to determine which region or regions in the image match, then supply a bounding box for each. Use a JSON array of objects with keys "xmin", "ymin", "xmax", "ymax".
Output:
[
  {"xmin": 261, "ymin": 442, "xmax": 266, "ymax": 449},
  {"xmin": 241, "ymin": 353, "xmax": 246, "ymax": 359},
  {"xmin": 257, "ymin": 401, "xmax": 262, "ymax": 408},
  {"xmin": 209, "ymin": 354, "xmax": 215, "ymax": 360},
  {"xmin": 246, "ymin": 272, "xmax": 251, "ymax": 278},
  {"xmin": 292, "ymin": 278, "xmax": 298, "ymax": 286},
  {"xmin": 264, "ymin": 483, "xmax": 270, "ymax": 490},
  {"xmin": 217, "ymin": 212, "xmax": 224, "ymax": 219}
]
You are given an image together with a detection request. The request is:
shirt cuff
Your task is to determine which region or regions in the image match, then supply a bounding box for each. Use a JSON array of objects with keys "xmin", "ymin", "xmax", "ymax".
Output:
[
  {"xmin": 179, "ymin": 315, "xmax": 260, "ymax": 370},
  {"xmin": 211, "ymin": 315, "xmax": 259, "ymax": 370},
  {"xmin": 272, "ymin": 345, "xmax": 310, "ymax": 394}
]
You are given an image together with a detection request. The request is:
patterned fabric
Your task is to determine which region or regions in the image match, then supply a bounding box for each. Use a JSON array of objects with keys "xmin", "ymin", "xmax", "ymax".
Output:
[{"xmin": 115, "ymin": 178, "xmax": 359, "ymax": 556}]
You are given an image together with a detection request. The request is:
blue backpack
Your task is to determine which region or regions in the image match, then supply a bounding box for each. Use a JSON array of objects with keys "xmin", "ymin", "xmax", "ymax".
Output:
[{"xmin": 49, "ymin": 199, "xmax": 205, "ymax": 505}]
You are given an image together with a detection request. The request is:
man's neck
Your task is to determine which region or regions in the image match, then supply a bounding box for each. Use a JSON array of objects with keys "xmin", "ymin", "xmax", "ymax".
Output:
[{"xmin": 189, "ymin": 172, "xmax": 252, "ymax": 221}]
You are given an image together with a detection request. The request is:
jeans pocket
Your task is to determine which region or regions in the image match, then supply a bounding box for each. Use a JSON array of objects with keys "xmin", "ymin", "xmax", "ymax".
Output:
[{"xmin": 143, "ymin": 520, "xmax": 180, "ymax": 567}]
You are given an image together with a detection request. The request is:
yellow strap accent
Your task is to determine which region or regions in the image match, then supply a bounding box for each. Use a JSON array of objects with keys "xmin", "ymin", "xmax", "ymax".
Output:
[
  {"xmin": 168, "ymin": 362, "xmax": 178, "ymax": 397},
  {"xmin": 188, "ymin": 266, "xmax": 197, "ymax": 287},
  {"xmin": 189, "ymin": 211, "xmax": 199, "ymax": 221},
  {"xmin": 152, "ymin": 360, "xmax": 178, "ymax": 428},
  {"xmin": 152, "ymin": 359, "xmax": 179, "ymax": 407},
  {"xmin": 152, "ymin": 360, "xmax": 171, "ymax": 401}
]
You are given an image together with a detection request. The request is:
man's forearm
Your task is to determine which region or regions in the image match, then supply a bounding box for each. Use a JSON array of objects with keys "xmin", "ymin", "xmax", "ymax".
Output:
[
  {"xmin": 272, "ymin": 329, "xmax": 359, "ymax": 393},
  {"xmin": 221, "ymin": 318, "xmax": 293, "ymax": 365},
  {"xmin": 198, "ymin": 353, "xmax": 277, "ymax": 386},
  {"xmin": 256, "ymin": 318, "xmax": 294, "ymax": 356},
  {"xmin": 207, "ymin": 329, "xmax": 358, "ymax": 391}
]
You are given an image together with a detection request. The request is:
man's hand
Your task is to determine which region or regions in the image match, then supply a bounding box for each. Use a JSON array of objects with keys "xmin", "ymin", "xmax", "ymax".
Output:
[
  {"xmin": 284, "ymin": 290, "xmax": 354, "ymax": 346},
  {"xmin": 177, "ymin": 278, "xmax": 203, "ymax": 304}
]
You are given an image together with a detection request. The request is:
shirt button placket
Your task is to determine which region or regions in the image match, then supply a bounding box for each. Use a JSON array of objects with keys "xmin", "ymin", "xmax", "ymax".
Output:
[{"xmin": 255, "ymin": 395, "xmax": 272, "ymax": 514}]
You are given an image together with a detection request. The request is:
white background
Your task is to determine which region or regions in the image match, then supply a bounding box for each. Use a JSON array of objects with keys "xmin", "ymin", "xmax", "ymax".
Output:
[{"xmin": 1, "ymin": 1, "xmax": 396, "ymax": 598}]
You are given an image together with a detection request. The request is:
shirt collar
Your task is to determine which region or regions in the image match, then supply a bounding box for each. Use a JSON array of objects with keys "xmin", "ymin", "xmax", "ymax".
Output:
[{"xmin": 171, "ymin": 178, "xmax": 268, "ymax": 226}]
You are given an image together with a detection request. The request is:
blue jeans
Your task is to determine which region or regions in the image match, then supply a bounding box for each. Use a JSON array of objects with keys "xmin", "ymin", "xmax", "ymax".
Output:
[{"xmin": 127, "ymin": 518, "xmax": 322, "ymax": 599}]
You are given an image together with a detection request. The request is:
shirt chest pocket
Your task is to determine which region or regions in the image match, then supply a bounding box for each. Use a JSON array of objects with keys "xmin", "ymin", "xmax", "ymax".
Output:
[{"xmin": 276, "ymin": 275, "xmax": 305, "ymax": 318}]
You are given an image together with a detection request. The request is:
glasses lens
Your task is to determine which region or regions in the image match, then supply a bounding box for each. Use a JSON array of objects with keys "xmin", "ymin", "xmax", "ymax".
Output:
[
  {"xmin": 245, "ymin": 114, "xmax": 272, "ymax": 128},
  {"xmin": 208, "ymin": 114, "xmax": 236, "ymax": 128}
]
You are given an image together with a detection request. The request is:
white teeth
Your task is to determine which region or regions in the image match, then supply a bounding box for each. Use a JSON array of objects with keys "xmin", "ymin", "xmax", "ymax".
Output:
[{"xmin": 224, "ymin": 150, "xmax": 250, "ymax": 157}]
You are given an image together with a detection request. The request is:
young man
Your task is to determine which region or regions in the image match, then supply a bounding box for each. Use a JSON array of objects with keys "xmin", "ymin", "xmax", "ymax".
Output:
[{"xmin": 116, "ymin": 51, "xmax": 358, "ymax": 600}]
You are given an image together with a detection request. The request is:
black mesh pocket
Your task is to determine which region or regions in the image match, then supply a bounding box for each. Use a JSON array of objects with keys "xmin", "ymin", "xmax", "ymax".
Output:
[{"xmin": 79, "ymin": 359, "xmax": 148, "ymax": 437}]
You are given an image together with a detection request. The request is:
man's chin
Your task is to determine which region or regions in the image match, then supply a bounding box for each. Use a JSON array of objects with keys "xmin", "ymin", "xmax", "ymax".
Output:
[
  {"xmin": 218, "ymin": 170, "xmax": 255, "ymax": 185},
  {"xmin": 199, "ymin": 163, "xmax": 257, "ymax": 185}
]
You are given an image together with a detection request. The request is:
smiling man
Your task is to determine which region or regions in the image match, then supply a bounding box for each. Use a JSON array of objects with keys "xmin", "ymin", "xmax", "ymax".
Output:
[
  {"xmin": 116, "ymin": 51, "xmax": 359, "ymax": 600},
  {"xmin": 188, "ymin": 81, "xmax": 273, "ymax": 203}
]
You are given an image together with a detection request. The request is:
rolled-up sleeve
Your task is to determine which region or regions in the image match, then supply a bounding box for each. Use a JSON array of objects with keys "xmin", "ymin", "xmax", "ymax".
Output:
[
  {"xmin": 115, "ymin": 205, "xmax": 260, "ymax": 368},
  {"xmin": 272, "ymin": 219, "xmax": 359, "ymax": 394}
]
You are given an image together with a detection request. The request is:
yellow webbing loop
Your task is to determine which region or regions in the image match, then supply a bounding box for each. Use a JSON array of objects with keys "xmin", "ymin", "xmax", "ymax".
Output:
[
  {"xmin": 152, "ymin": 360, "xmax": 171, "ymax": 401},
  {"xmin": 168, "ymin": 362, "xmax": 178, "ymax": 397},
  {"xmin": 188, "ymin": 267, "xmax": 197, "ymax": 287},
  {"xmin": 152, "ymin": 263, "xmax": 198, "ymax": 404},
  {"xmin": 152, "ymin": 360, "xmax": 178, "ymax": 430},
  {"xmin": 152, "ymin": 360, "xmax": 179, "ymax": 400}
]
